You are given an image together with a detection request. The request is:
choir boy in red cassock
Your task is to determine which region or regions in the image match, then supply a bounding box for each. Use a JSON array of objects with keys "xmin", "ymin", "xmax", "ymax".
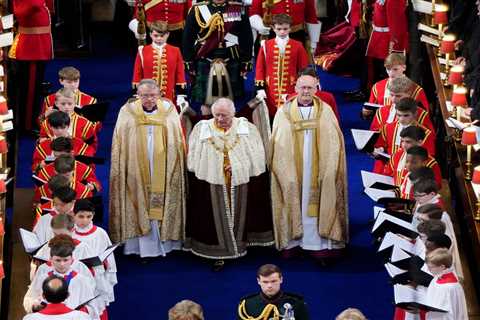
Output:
[
  {"xmin": 40, "ymin": 67, "xmax": 97, "ymax": 120},
  {"xmin": 36, "ymin": 154, "xmax": 101, "ymax": 194},
  {"xmin": 34, "ymin": 174, "xmax": 92, "ymax": 208},
  {"xmin": 362, "ymin": 53, "xmax": 430, "ymax": 119},
  {"xmin": 399, "ymin": 160, "xmax": 435, "ymax": 200},
  {"xmin": 384, "ymin": 126, "xmax": 442, "ymax": 188},
  {"xmin": 32, "ymin": 137, "xmax": 95, "ymax": 173},
  {"xmin": 255, "ymin": 14, "xmax": 309, "ymax": 117},
  {"xmin": 132, "ymin": 21, "xmax": 187, "ymax": 108},
  {"xmin": 39, "ymin": 90, "xmax": 98, "ymax": 151},
  {"xmin": 129, "ymin": 0, "xmax": 191, "ymax": 47},
  {"xmin": 9, "ymin": 0, "xmax": 54, "ymax": 131},
  {"xmin": 370, "ymin": 76, "xmax": 432, "ymax": 132},
  {"xmin": 248, "ymin": 0, "xmax": 320, "ymax": 51},
  {"xmin": 373, "ymin": 99, "xmax": 436, "ymax": 173}
]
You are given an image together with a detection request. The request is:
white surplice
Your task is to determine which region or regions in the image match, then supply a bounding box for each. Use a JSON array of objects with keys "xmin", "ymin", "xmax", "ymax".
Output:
[
  {"xmin": 425, "ymin": 269, "xmax": 468, "ymax": 320},
  {"xmin": 123, "ymin": 108, "xmax": 181, "ymax": 257},
  {"xmin": 286, "ymin": 106, "xmax": 345, "ymax": 251}
]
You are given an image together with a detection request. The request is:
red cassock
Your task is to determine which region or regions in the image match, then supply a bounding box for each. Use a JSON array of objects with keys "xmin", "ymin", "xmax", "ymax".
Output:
[
  {"xmin": 255, "ymin": 39, "xmax": 309, "ymax": 116},
  {"xmin": 34, "ymin": 179, "xmax": 92, "ymax": 203},
  {"xmin": 385, "ymin": 148, "xmax": 442, "ymax": 188},
  {"xmin": 370, "ymin": 105, "xmax": 434, "ymax": 133},
  {"xmin": 9, "ymin": 0, "xmax": 53, "ymax": 61},
  {"xmin": 366, "ymin": 0, "xmax": 408, "ymax": 60},
  {"xmin": 249, "ymin": 0, "xmax": 317, "ymax": 33},
  {"xmin": 39, "ymin": 113, "xmax": 98, "ymax": 150},
  {"xmin": 134, "ymin": 0, "xmax": 191, "ymax": 31},
  {"xmin": 36, "ymin": 160, "xmax": 101, "ymax": 192},
  {"xmin": 32, "ymin": 137, "xmax": 96, "ymax": 172},
  {"xmin": 41, "ymin": 91, "xmax": 97, "ymax": 116},
  {"xmin": 369, "ymin": 78, "xmax": 430, "ymax": 112},
  {"xmin": 373, "ymin": 122, "xmax": 436, "ymax": 173},
  {"xmin": 132, "ymin": 44, "xmax": 186, "ymax": 102}
]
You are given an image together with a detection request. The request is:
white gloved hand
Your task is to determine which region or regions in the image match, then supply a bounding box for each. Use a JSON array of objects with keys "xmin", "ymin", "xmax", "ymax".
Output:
[
  {"xmin": 176, "ymin": 95, "xmax": 189, "ymax": 111},
  {"xmin": 256, "ymin": 89, "xmax": 267, "ymax": 100},
  {"xmin": 128, "ymin": 19, "xmax": 146, "ymax": 40},
  {"xmin": 249, "ymin": 15, "xmax": 270, "ymax": 35}
]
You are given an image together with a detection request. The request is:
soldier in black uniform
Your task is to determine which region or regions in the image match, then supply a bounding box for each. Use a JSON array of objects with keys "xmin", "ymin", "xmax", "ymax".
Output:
[
  {"xmin": 182, "ymin": 0, "xmax": 253, "ymax": 113},
  {"xmin": 237, "ymin": 264, "xmax": 310, "ymax": 320}
]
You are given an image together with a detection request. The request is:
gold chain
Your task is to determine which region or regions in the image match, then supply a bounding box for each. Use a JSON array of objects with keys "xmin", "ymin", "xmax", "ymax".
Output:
[
  {"xmin": 238, "ymin": 300, "xmax": 281, "ymax": 320},
  {"xmin": 195, "ymin": 6, "xmax": 225, "ymax": 42}
]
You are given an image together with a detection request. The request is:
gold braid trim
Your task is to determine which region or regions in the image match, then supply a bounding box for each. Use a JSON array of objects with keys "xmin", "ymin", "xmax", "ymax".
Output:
[
  {"xmin": 194, "ymin": 6, "xmax": 225, "ymax": 42},
  {"xmin": 238, "ymin": 300, "xmax": 281, "ymax": 320}
]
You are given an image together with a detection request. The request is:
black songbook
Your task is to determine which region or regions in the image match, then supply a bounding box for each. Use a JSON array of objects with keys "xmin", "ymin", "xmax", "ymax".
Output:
[
  {"xmin": 19, "ymin": 228, "xmax": 48, "ymax": 256},
  {"xmin": 390, "ymin": 247, "xmax": 425, "ymax": 271},
  {"xmin": 40, "ymin": 196, "xmax": 51, "ymax": 205},
  {"xmin": 382, "ymin": 209, "xmax": 413, "ymax": 223},
  {"xmin": 363, "ymin": 102, "xmax": 383, "ymax": 111},
  {"xmin": 370, "ymin": 182, "xmax": 399, "ymax": 191},
  {"xmin": 80, "ymin": 243, "xmax": 121, "ymax": 268},
  {"xmin": 372, "ymin": 212, "xmax": 418, "ymax": 240},
  {"xmin": 377, "ymin": 232, "xmax": 424, "ymax": 261},
  {"xmin": 377, "ymin": 197, "xmax": 415, "ymax": 212},
  {"xmin": 75, "ymin": 294, "xmax": 101, "ymax": 310},
  {"xmin": 393, "ymin": 268, "xmax": 433, "ymax": 287},
  {"xmin": 75, "ymin": 155, "xmax": 105, "ymax": 165},
  {"xmin": 351, "ymin": 129, "xmax": 380, "ymax": 153},
  {"xmin": 394, "ymin": 285, "xmax": 447, "ymax": 313},
  {"xmin": 74, "ymin": 102, "xmax": 109, "ymax": 123},
  {"xmin": 32, "ymin": 174, "xmax": 48, "ymax": 187}
]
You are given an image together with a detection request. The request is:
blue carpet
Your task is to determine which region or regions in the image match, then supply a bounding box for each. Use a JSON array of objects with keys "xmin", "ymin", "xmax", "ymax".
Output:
[{"xmin": 15, "ymin": 38, "xmax": 394, "ymax": 319}]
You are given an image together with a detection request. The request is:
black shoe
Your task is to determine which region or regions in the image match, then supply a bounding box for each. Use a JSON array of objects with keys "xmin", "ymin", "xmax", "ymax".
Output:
[{"xmin": 212, "ymin": 260, "xmax": 225, "ymax": 272}]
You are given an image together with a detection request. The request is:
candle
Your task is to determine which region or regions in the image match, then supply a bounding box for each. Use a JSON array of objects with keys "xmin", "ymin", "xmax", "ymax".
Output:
[{"xmin": 0, "ymin": 261, "xmax": 4, "ymax": 279}]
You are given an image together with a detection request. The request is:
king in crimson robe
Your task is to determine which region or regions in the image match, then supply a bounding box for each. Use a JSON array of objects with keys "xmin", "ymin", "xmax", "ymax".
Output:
[
  {"xmin": 270, "ymin": 96, "xmax": 349, "ymax": 251},
  {"xmin": 185, "ymin": 117, "xmax": 274, "ymax": 259},
  {"xmin": 109, "ymin": 98, "xmax": 186, "ymax": 256}
]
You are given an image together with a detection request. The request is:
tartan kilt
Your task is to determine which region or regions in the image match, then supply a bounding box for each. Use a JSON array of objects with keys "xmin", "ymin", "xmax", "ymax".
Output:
[{"xmin": 191, "ymin": 59, "xmax": 244, "ymax": 104}]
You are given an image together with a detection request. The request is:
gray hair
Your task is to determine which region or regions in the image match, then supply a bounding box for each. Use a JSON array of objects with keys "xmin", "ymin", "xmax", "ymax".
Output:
[
  {"xmin": 137, "ymin": 79, "xmax": 160, "ymax": 91},
  {"xmin": 211, "ymin": 98, "xmax": 235, "ymax": 115}
]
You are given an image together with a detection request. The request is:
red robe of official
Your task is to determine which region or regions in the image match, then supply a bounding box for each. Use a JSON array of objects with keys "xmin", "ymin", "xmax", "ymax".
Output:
[
  {"xmin": 373, "ymin": 122, "xmax": 436, "ymax": 173},
  {"xmin": 370, "ymin": 105, "xmax": 434, "ymax": 132},
  {"xmin": 132, "ymin": 43, "xmax": 186, "ymax": 102},
  {"xmin": 39, "ymin": 113, "xmax": 98, "ymax": 150},
  {"xmin": 32, "ymin": 137, "xmax": 95, "ymax": 172},
  {"xmin": 134, "ymin": 0, "xmax": 191, "ymax": 31},
  {"xmin": 366, "ymin": 0, "xmax": 408, "ymax": 60},
  {"xmin": 255, "ymin": 38, "xmax": 309, "ymax": 116},
  {"xmin": 9, "ymin": 0, "xmax": 53, "ymax": 61},
  {"xmin": 369, "ymin": 78, "xmax": 430, "ymax": 112},
  {"xmin": 36, "ymin": 161, "xmax": 101, "ymax": 192},
  {"xmin": 249, "ymin": 0, "xmax": 317, "ymax": 33}
]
